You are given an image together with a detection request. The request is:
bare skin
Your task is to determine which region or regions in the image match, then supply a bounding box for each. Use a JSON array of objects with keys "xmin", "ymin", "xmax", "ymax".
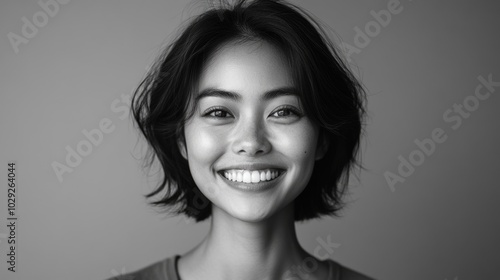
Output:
[{"xmin": 177, "ymin": 202, "xmax": 331, "ymax": 280}]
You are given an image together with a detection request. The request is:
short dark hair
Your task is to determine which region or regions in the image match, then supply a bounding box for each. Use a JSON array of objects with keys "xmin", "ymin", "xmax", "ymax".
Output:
[{"xmin": 132, "ymin": 0, "xmax": 366, "ymax": 222}]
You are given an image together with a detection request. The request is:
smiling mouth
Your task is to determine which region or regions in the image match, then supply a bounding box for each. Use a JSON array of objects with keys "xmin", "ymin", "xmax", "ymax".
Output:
[{"xmin": 219, "ymin": 169, "xmax": 284, "ymax": 184}]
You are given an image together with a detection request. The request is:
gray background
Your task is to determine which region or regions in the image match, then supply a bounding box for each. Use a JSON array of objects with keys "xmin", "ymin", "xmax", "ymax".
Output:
[{"xmin": 1, "ymin": 0, "xmax": 499, "ymax": 279}]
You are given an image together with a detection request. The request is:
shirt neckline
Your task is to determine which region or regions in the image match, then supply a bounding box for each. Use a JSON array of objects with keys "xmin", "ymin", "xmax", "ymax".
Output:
[{"xmin": 172, "ymin": 255, "xmax": 339, "ymax": 280}]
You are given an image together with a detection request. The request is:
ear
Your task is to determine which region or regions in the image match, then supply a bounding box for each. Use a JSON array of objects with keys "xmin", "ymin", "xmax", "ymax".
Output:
[
  {"xmin": 315, "ymin": 131, "xmax": 329, "ymax": 161},
  {"xmin": 177, "ymin": 134, "xmax": 188, "ymax": 160}
]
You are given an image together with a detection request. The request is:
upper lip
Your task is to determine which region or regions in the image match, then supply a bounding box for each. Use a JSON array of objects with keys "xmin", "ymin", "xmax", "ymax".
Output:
[{"xmin": 217, "ymin": 163, "xmax": 285, "ymax": 172}]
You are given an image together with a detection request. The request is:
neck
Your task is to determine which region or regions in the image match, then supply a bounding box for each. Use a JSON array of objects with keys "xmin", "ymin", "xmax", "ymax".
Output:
[{"xmin": 182, "ymin": 202, "xmax": 311, "ymax": 280}]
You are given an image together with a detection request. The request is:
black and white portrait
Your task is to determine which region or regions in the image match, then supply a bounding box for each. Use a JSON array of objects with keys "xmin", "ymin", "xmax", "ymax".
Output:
[{"xmin": 1, "ymin": 1, "xmax": 499, "ymax": 279}]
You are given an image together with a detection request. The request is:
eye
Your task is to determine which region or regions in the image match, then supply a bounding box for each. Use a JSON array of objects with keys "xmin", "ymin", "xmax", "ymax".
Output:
[
  {"xmin": 269, "ymin": 106, "xmax": 302, "ymax": 118},
  {"xmin": 202, "ymin": 106, "xmax": 234, "ymax": 119}
]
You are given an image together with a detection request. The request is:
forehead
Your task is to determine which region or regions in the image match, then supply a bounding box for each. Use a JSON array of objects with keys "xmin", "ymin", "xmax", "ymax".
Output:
[{"xmin": 197, "ymin": 40, "xmax": 293, "ymax": 94}]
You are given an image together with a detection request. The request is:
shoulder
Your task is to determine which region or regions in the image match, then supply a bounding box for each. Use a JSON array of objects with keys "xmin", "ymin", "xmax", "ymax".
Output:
[
  {"xmin": 327, "ymin": 259, "xmax": 376, "ymax": 280},
  {"xmin": 339, "ymin": 265, "xmax": 376, "ymax": 280},
  {"xmin": 105, "ymin": 255, "xmax": 179, "ymax": 280}
]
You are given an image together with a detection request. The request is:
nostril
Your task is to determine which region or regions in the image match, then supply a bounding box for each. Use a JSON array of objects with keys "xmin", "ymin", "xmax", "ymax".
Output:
[
  {"xmin": 231, "ymin": 125, "xmax": 271, "ymax": 155},
  {"xmin": 235, "ymin": 137, "xmax": 270, "ymax": 155},
  {"xmin": 237, "ymin": 147, "xmax": 265, "ymax": 156}
]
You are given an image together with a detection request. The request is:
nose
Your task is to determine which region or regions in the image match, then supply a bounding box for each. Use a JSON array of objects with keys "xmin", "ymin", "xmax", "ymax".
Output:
[{"xmin": 231, "ymin": 118, "xmax": 271, "ymax": 156}]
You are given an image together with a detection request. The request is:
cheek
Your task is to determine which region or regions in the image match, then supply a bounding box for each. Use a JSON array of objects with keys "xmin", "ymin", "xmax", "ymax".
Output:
[
  {"xmin": 184, "ymin": 123, "xmax": 225, "ymax": 167},
  {"xmin": 274, "ymin": 122, "xmax": 319, "ymax": 163}
]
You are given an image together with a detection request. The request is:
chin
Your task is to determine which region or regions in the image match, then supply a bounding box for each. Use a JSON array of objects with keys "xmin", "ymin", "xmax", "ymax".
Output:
[
  {"xmin": 221, "ymin": 197, "xmax": 297, "ymax": 224},
  {"xmin": 215, "ymin": 202, "xmax": 277, "ymax": 223}
]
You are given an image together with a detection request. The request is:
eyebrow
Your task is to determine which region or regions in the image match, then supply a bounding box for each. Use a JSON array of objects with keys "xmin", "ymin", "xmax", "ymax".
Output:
[{"xmin": 195, "ymin": 87, "xmax": 299, "ymax": 103}]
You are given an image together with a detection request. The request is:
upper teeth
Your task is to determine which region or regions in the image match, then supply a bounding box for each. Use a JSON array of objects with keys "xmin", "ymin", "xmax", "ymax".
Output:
[{"xmin": 222, "ymin": 169, "xmax": 281, "ymax": 183}]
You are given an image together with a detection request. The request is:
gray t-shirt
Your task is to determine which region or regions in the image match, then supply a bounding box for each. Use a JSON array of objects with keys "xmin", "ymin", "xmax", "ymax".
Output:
[{"xmin": 108, "ymin": 255, "xmax": 374, "ymax": 280}]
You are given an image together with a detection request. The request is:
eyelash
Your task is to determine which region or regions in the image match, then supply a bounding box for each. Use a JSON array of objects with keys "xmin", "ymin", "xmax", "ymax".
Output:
[
  {"xmin": 202, "ymin": 105, "xmax": 302, "ymax": 119},
  {"xmin": 269, "ymin": 105, "xmax": 302, "ymax": 118},
  {"xmin": 203, "ymin": 106, "xmax": 233, "ymax": 118}
]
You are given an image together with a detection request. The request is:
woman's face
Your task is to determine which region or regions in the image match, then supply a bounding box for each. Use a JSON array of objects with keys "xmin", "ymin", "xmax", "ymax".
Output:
[{"xmin": 180, "ymin": 41, "xmax": 327, "ymax": 222}]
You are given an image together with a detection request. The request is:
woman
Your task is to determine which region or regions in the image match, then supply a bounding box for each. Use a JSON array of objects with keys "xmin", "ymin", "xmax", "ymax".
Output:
[{"xmin": 116, "ymin": 0, "xmax": 373, "ymax": 279}]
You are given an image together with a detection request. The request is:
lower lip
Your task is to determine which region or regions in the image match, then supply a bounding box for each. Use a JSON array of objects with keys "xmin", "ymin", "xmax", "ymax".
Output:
[{"xmin": 218, "ymin": 172, "xmax": 285, "ymax": 193}]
